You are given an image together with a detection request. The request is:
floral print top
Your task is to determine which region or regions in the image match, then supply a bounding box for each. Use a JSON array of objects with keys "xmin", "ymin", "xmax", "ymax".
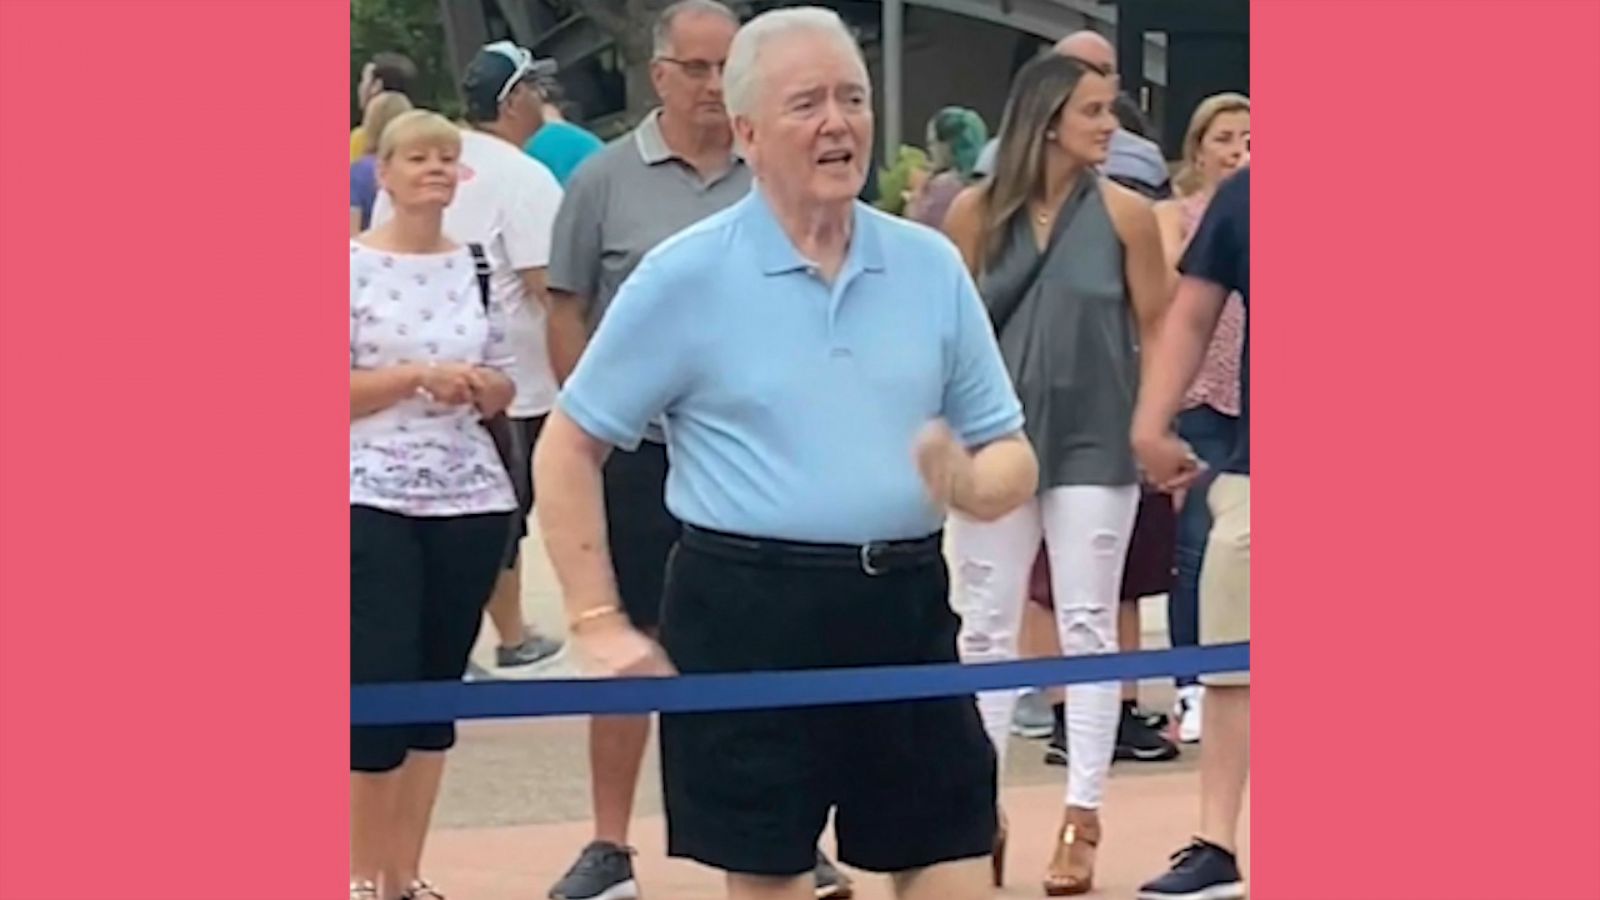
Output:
[
  {"xmin": 350, "ymin": 241, "xmax": 518, "ymax": 517},
  {"xmin": 1179, "ymin": 194, "xmax": 1245, "ymax": 417}
]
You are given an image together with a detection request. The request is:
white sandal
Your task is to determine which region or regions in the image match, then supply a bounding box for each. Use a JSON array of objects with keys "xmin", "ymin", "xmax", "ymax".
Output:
[{"xmin": 349, "ymin": 880, "xmax": 379, "ymax": 900}]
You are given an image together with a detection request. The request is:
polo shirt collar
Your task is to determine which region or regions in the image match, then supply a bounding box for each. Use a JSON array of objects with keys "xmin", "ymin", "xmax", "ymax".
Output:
[
  {"xmin": 743, "ymin": 183, "xmax": 886, "ymax": 280},
  {"xmin": 634, "ymin": 108, "xmax": 744, "ymax": 168}
]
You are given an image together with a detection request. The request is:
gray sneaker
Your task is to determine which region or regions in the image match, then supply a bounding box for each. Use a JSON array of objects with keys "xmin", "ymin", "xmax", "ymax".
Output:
[
  {"xmin": 496, "ymin": 629, "xmax": 564, "ymax": 668},
  {"xmin": 814, "ymin": 849, "xmax": 853, "ymax": 899},
  {"xmin": 549, "ymin": 841, "xmax": 638, "ymax": 900},
  {"xmin": 462, "ymin": 661, "xmax": 497, "ymax": 682},
  {"xmin": 1010, "ymin": 689, "xmax": 1055, "ymax": 739}
]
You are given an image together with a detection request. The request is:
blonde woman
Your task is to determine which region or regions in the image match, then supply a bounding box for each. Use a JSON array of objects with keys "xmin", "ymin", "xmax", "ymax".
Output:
[
  {"xmin": 349, "ymin": 110, "xmax": 517, "ymax": 900},
  {"xmin": 1153, "ymin": 93, "xmax": 1249, "ymax": 745},
  {"xmin": 350, "ymin": 91, "xmax": 415, "ymax": 235}
]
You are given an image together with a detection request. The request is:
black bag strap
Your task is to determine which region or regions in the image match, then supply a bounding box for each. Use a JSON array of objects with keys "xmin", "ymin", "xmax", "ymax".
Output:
[
  {"xmin": 468, "ymin": 242, "xmax": 492, "ymax": 312},
  {"xmin": 465, "ymin": 241, "xmax": 516, "ymax": 473},
  {"xmin": 986, "ymin": 173, "xmax": 1095, "ymax": 339}
]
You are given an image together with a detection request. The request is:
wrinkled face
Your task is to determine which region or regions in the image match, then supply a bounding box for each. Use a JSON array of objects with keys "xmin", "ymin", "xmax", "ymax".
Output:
[
  {"xmin": 1050, "ymin": 71, "xmax": 1118, "ymax": 166},
  {"xmin": 651, "ymin": 11, "xmax": 737, "ymax": 130},
  {"xmin": 734, "ymin": 31, "xmax": 873, "ymax": 207},
  {"xmin": 377, "ymin": 139, "xmax": 459, "ymax": 210},
  {"xmin": 1195, "ymin": 110, "xmax": 1250, "ymax": 187}
]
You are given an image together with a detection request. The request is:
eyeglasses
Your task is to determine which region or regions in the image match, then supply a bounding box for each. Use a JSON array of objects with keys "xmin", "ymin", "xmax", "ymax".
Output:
[{"xmin": 656, "ymin": 57, "xmax": 726, "ymax": 80}]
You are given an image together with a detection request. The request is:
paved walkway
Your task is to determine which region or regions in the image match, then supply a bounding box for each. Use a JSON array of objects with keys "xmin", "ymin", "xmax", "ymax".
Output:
[{"xmin": 424, "ymin": 528, "xmax": 1249, "ymax": 896}]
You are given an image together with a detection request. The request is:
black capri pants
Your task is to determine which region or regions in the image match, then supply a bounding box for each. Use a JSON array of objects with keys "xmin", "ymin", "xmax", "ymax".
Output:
[{"xmin": 351, "ymin": 505, "xmax": 512, "ymax": 772}]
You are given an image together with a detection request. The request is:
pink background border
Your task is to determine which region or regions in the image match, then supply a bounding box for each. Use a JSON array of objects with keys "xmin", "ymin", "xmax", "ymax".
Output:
[{"xmin": 2, "ymin": 0, "xmax": 1597, "ymax": 896}]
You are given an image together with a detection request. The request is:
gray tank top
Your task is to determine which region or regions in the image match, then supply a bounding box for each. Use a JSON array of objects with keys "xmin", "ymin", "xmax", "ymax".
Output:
[{"xmin": 979, "ymin": 174, "xmax": 1139, "ymax": 489}]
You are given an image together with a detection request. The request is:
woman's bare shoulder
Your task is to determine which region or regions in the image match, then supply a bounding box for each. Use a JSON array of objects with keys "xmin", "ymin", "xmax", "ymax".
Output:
[
  {"xmin": 1099, "ymin": 178, "xmax": 1159, "ymax": 242},
  {"xmin": 1099, "ymin": 177, "xmax": 1153, "ymax": 217}
]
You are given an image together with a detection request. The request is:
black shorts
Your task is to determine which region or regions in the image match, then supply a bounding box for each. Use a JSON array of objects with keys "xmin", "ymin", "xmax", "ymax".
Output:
[
  {"xmin": 602, "ymin": 440, "xmax": 679, "ymax": 631},
  {"xmin": 658, "ymin": 529, "xmax": 998, "ymax": 876},
  {"xmin": 351, "ymin": 505, "xmax": 511, "ymax": 772},
  {"xmin": 501, "ymin": 415, "xmax": 547, "ymax": 570}
]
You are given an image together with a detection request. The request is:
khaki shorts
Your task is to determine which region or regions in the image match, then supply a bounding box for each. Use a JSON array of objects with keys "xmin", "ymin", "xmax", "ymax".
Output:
[{"xmin": 1199, "ymin": 473, "xmax": 1250, "ymax": 687}]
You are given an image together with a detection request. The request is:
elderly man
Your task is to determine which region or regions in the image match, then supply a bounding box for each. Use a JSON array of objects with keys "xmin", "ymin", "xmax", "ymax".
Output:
[
  {"xmin": 542, "ymin": 3, "xmax": 847, "ymax": 898},
  {"xmin": 973, "ymin": 30, "xmax": 1170, "ymax": 198},
  {"xmin": 534, "ymin": 7, "xmax": 1038, "ymax": 899}
]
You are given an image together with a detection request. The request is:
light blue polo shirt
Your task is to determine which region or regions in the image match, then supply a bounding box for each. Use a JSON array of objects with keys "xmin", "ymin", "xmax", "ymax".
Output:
[{"xmin": 558, "ymin": 187, "xmax": 1024, "ymax": 544}]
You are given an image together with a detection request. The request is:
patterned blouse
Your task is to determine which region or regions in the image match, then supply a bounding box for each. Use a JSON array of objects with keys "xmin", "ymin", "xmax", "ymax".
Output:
[
  {"xmin": 349, "ymin": 241, "xmax": 518, "ymax": 517},
  {"xmin": 1180, "ymin": 193, "xmax": 1245, "ymax": 416}
]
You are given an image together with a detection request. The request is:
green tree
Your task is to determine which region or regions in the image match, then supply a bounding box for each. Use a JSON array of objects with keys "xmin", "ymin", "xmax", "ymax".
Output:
[{"xmin": 351, "ymin": 0, "xmax": 461, "ymax": 124}]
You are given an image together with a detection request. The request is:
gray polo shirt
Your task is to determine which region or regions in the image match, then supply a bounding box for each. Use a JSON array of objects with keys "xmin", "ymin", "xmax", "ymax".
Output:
[{"xmin": 547, "ymin": 109, "xmax": 753, "ymax": 333}]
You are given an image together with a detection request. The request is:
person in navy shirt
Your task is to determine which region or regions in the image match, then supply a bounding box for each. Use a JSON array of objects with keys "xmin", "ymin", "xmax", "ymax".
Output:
[{"xmin": 1131, "ymin": 164, "xmax": 1250, "ymax": 900}]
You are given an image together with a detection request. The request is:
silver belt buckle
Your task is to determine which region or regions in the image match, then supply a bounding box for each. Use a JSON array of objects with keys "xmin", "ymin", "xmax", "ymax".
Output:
[{"xmin": 859, "ymin": 542, "xmax": 885, "ymax": 576}]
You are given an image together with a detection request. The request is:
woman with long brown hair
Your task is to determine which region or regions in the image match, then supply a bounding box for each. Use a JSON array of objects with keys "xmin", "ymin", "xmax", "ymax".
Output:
[{"xmin": 943, "ymin": 52, "xmax": 1169, "ymax": 895}]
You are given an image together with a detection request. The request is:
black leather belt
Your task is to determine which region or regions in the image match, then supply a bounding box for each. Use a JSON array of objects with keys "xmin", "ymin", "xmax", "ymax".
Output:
[{"xmin": 680, "ymin": 524, "xmax": 943, "ymax": 576}]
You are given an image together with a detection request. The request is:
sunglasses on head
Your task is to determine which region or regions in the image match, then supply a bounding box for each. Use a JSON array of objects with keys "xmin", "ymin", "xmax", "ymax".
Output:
[{"xmin": 484, "ymin": 41, "xmax": 556, "ymax": 103}]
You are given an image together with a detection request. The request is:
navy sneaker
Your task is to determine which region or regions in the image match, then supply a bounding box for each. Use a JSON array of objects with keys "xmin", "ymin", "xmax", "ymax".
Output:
[
  {"xmin": 1137, "ymin": 839, "xmax": 1245, "ymax": 900},
  {"xmin": 549, "ymin": 841, "xmax": 638, "ymax": 900}
]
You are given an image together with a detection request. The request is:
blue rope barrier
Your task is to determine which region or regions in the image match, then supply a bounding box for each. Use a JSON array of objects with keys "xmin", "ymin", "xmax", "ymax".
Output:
[{"xmin": 352, "ymin": 642, "xmax": 1248, "ymax": 725}]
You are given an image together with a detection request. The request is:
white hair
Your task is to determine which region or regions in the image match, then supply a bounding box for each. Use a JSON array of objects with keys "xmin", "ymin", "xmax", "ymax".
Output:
[{"xmin": 723, "ymin": 6, "xmax": 869, "ymax": 119}]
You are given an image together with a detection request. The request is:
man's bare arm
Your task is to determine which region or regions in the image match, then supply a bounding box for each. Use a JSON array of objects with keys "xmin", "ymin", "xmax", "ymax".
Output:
[{"xmin": 532, "ymin": 408, "xmax": 618, "ymax": 621}]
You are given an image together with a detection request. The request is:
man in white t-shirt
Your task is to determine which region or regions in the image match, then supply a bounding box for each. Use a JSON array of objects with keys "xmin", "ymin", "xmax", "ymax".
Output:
[{"xmin": 372, "ymin": 41, "xmax": 567, "ymax": 673}]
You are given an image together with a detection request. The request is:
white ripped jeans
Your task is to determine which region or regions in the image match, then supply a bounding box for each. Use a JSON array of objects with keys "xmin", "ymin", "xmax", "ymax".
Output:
[{"xmin": 949, "ymin": 485, "xmax": 1139, "ymax": 809}]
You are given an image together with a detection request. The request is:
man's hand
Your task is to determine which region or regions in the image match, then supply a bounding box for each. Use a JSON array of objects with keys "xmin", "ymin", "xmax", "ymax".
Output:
[
  {"xmin": 913, "ymin": 419, "xmax": 975, "ymax": 512},
  {"xmin": 1133, "ymin": 429, "xmax": 1204, "ymax": 493},
  {"xmin": 571, "ymin": 614, "xmax": 676, "ymax": 678}
]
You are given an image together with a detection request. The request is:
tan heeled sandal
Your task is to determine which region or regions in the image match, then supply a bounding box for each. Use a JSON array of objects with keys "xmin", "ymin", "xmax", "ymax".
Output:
[{"xmin": 1043, "ymin": 807, "xmax": 1101, "ymax": 896}]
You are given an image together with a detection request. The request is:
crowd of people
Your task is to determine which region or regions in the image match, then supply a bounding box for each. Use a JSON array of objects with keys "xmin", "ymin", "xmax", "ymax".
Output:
[{"xmin": 348, "ymin": 4, "xmax": 1251, "ymax": 900}]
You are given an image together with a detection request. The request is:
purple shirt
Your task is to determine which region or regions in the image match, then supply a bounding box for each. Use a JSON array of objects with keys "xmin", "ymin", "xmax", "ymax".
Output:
[{"xmin": 350, "ymin": 155, "xmax": 378, "ymax": 230}]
